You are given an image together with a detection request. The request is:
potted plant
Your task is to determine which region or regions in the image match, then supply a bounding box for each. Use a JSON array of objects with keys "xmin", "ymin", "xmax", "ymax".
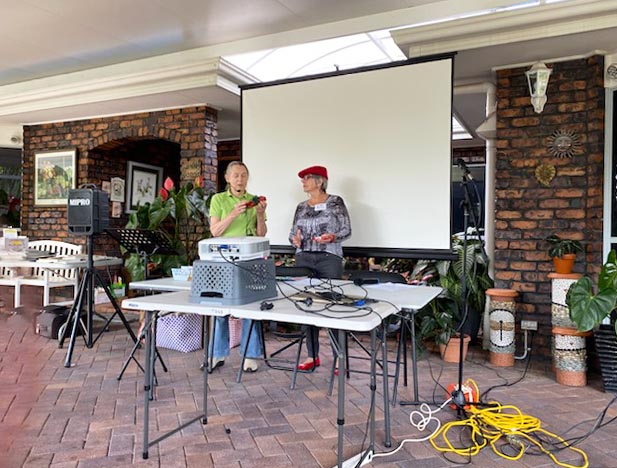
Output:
[
  {"xmin": 566, "ymin": 250, "xmax": 617, "ymax": 392},
  {"xmin": 546, "ymin": 234, "xmax": 584, "ymax": 274},
  {"xmin": 418, "ymin": 295, "xmax": 470, "ymax": 362},
  {"xmin": 124, "ymin": 176, "xmax": 213, "ymax": 281},
  {"xmin": 438, "ymin": 236, "xmax": 494, "ymax": 344},
  {"xmin": 416, "ymin": 235, "xmax": 493, "ymax": 360}
]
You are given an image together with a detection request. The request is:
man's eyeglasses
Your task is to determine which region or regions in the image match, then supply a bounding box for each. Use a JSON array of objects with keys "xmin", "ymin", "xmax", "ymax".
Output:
[{"xmin": 301, "ymin": 174, "xmax": 315, "ymax": 181}]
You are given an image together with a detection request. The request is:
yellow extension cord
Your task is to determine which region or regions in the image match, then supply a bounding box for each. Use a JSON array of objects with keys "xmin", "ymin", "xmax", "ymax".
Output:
[{"xmin": 429, "ymin": 380, "xmax": 589, "ymax": 468}]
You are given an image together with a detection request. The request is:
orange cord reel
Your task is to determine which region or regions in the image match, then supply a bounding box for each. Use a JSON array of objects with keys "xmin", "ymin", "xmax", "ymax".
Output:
[{"xmin": 446, "ymin": 382, "xmax": 479, "ymax": 410}]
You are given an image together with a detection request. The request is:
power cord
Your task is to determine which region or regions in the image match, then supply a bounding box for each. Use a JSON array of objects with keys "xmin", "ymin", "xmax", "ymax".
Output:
[
  {"xmin": 479, "ymin": 330, "xmax": 536, "ymax": 402},
  {"xmin": 372, "ymin": 398, "xmax": 453, "ymax": 460},
  {"xmin": 428, "ymin": 392, "xmax": 589, "ymax": 468}
]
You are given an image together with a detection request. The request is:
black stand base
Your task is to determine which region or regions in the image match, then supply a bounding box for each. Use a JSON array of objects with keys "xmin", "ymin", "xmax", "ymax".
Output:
[{"xmin": 59, "ymin": 262, "xmax": 138, "ymax": 368}]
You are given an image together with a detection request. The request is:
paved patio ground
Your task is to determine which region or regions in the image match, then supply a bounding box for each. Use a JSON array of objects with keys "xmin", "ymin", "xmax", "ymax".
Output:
[{"xmin": 1, "ymin": 294, "xmax": 617, "ymax": 468}]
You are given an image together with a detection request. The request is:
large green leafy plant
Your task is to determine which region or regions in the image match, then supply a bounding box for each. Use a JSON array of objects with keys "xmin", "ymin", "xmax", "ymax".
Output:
[
  {"xmin": 438, "ymin": 237, "xmax": 493, "ymax": 314},
  {"xmin": 567, "ymin": 250, "xmax": 617, "ymax": 334},
  {"xmin": 124, "ymin": 176, "xmax": 213, "ymax": 281},
  {"xmin": 418, "ymin": 237, "xmax": 494, "ymax": 345}
]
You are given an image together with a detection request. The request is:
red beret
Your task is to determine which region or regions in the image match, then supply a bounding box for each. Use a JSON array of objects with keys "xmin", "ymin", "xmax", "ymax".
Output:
[{"xmin": 298, "ymin": 165, "xmax": 328, "ymax": 180}]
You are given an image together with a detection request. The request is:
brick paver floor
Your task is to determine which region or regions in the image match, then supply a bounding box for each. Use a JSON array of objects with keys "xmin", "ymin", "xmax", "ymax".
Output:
[{"xmin": 1, "ymin": 299, "xmax": 617, "ymax": 468}]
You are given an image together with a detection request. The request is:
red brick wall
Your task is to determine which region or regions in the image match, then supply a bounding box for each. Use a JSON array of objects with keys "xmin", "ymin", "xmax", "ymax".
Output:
[
  {"xmin": 495, "ymin": 56, "xmax": 605, "ymax": 355},
  {"xmin": 21, "ymin": 106, "xmax": 218, "ymax": 253},
  {"xmin": 216, "ymin": 139, "xmax": 241, "ymax": 191}
]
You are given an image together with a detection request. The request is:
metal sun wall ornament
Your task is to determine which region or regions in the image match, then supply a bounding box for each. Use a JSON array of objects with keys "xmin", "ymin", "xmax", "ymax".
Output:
[{"xmin": 547, "ymin": 129, "xmax": 582, "ymax": 159}]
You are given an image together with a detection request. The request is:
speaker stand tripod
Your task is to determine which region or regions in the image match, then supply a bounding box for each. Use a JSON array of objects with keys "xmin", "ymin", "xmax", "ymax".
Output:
[
  {"xmin": 59, "ymin": 235, "xmax": 138, "ymax": 368},
  {"xmin": 106, "ymin": 229, "xmax": 177, "ymax": 381}
]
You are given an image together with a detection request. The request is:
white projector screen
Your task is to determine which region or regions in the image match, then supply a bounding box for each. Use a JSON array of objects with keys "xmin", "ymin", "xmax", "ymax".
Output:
[{"xmin": 242, "ymin": 54, "xmax": 454, "ymax": 258}]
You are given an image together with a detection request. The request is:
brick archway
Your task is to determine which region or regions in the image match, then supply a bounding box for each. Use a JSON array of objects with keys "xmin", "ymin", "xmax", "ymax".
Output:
[{"xmin": 22, "ymin": 106, "xmax": 217, "ymax": 240}]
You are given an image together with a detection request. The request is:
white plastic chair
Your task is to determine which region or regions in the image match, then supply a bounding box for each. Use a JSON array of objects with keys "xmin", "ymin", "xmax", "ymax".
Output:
[
  {"xmin": 0, "ymin": 264, "xmax": 21, "ymax": 309},
  {"xmin": 20, "ymin": 240, "xmax": 83, "ymax": 306}
]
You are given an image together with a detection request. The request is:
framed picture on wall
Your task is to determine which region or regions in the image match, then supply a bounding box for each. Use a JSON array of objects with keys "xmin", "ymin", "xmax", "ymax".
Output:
[
  {"xmin": 101, "ymin": 181, "xmax": 111, "ymax": 195},
  {"xmin": 34, "ymin": 149, "xmax": 77, "ymax": 206},
  {"xmin": 126, "ymin": 161, "xmax": 163, "ymax": 212},
  {"xmin": 110, "ymin": 177, "xmax": 125, "ymax": 202}
]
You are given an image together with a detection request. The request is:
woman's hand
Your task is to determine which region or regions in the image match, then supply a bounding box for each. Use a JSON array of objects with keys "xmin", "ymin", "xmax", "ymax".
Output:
[
  {"xmin": 314, "ymin": 233, "xmax": 336, "ymax": 243},
  {"xmin": 255, "ymin": 199, "xmax": 267, "ymax": 215},
  {"xmin": 231, "ymin": 201, "xmax": 248, "ymax": 218},
  {"xmin": 292, "ymin": 229, "xmax": 302, "ymax": 248}
]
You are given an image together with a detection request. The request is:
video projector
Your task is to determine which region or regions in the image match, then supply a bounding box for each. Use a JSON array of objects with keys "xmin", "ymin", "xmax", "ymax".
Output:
[
  {"xmin": 198, "ymin": 236, "xmax": 270, "ymax": 262},
  {"xmin": 191, "ymin": 257, "xmax": 276, "ymax": 305}
]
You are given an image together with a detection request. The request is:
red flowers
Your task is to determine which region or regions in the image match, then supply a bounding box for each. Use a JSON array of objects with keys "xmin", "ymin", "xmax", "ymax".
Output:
[
  {"xmin": 164, "ymin": 177, "xmax": 174, "ymax": 191},
  {"xmin": 158, "ymin": 176, "xmax": 204, "ymax": 203}
]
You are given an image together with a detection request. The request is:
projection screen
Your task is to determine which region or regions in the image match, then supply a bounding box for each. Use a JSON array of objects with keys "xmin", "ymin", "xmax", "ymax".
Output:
[{"xmin": 242, "ymin": 54, "xmax": 454, "ymax": 258}]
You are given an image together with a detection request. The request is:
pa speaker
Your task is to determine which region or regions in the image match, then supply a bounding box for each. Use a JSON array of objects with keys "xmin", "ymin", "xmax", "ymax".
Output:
[{"xmin": 67, "ymin": 188, "xmax": 109, "ymax": 236}]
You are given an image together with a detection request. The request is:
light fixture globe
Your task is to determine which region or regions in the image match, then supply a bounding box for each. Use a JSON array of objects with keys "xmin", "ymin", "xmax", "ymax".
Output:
[{"xmin": 526, "ymin": 62, "xmax": 552, "ymax": 113}]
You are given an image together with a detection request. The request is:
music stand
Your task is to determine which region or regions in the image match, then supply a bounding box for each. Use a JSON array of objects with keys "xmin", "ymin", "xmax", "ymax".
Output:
[
  {"xmin": 106, "ymin": 229, "xmax": 178, "ymax": 380},
  {"xmin": 59, "ymin": 234, "xmax": 139, "ymax": 368}
]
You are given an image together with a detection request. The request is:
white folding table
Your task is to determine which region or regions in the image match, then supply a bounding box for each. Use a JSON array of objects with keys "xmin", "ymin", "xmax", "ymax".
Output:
[
  {"xmin": 129, "ymin": 277, "xmax": 191, "ymax": 292},
  {"xmin": 122, "ymin": 280, "xmax": 441, "ymax": 468}
]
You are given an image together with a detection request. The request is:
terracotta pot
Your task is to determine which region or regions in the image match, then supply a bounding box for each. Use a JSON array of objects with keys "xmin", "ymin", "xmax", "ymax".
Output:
[
  {"xmin": 553, "ymin": 253, "xmax": 576, "ymax": 274},
  {"xmin": 439, "ymin": 334, "xmax": 471, "ymax": 363}
]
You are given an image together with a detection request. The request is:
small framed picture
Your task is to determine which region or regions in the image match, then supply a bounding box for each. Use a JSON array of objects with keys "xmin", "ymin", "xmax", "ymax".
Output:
[
  {"xmin": 34, "ymin": 149, "xmax": 77, "ymax": 206},
  {"xmin": 102, "ymin": 181, "xmax": 111, "ymax": 195},
  {"xmin": 126, "ymin": 161, "xmax": 163, "ymax": 212},
  {"xmin": 111, "ymin": 201, "xmax": 122, "ymax": 218},
  {"xmin": 110, "ymin": 177, "xmax": 125, "ymax": 202}
]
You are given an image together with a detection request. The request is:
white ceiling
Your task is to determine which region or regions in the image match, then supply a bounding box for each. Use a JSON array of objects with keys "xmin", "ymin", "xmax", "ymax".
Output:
[{"xmin": 0, "ymin": 0, "xmax": 615, "ymax": 146}]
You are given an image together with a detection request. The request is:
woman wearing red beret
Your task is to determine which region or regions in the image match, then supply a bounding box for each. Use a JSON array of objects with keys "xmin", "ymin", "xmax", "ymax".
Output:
[{"xmin": 289, "ymin": 165, "xmax": 352, "ymax": 371}]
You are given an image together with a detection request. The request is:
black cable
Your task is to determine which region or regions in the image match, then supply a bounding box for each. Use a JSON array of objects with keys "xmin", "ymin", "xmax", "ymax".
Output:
[
  {"xmin": 549, "ymin": 393, "xmax": 617, "ymax": 450},
  {"xmin": 480, "ymin": 331, "xmax": 536, "ymax": 402},
  {"xmin": 213, "ymin": 249, "xmax": 392, "ymax": 322}
]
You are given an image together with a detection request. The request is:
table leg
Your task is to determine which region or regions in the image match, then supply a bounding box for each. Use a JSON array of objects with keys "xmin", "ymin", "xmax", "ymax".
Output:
[
  {"xmin": 337, "ymin": 328, "xmax": 345, "ymax": 468},
  {"xmin": 202, "ymin": 316, "xmax": 209, "ymax": 424},
  {"xmin": 142, "ymin": 310, "xmax": 155, "ymax": 459},
  {"xmin": 380, "ymin": 324, "xmax": 391, "ymax": 447},
  {"xmin": 369, "ymin": 328, "xmax": 377, "ymax": 452}
]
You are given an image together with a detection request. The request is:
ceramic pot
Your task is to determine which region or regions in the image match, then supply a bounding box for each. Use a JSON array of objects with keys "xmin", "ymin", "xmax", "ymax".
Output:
[
  {"xmin": 553, "ymin": 253, "xmax": 576, "ymax": 274},
  {"xmin": 439, "ymin": 334, "xmax": 471, "ymax": 363}
]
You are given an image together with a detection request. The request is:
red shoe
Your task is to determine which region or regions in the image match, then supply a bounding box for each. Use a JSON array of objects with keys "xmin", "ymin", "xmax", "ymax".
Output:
[{"xmin": 298, "ymin": 357, "xmax": 320, "ymax": 371}]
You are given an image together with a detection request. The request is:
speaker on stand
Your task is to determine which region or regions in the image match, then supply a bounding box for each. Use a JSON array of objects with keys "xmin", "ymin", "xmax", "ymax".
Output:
[
  {"xmin": 59, "ymin": 185, "xmax": 138, "ymax": 367},
  {"xmin": 67, "ymin": 187, "xmax": 109, "ymax": 236}
]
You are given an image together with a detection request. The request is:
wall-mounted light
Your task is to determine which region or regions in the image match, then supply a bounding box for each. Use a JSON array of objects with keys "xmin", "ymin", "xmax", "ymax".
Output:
[{"xmin": 525, "ymin": 62, "xmax": 552, "ymax": 113}]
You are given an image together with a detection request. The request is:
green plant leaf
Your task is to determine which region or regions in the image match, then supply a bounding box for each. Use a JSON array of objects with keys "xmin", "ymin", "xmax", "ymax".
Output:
[
  {"xmin": 598, "ymin": 250, "xmax": 617, "ymax": 291},
  {"xmin": 567, "ymin": 276, "xmax": 617, "ymax": 331}
]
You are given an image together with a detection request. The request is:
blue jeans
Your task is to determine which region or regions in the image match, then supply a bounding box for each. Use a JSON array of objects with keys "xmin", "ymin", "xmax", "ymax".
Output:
[{"xmin": 210, "ymin": 316, "xmax": 263, "ymax": 359}]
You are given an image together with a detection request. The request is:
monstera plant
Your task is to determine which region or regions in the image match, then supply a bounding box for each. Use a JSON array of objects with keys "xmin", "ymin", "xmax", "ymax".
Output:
[
  {"xmin": 567, "ymin": 250, "xmax": 617, "ymax": 392},
  {"xmin": 124, "ymin": 176, "xmax": 213, "ymax": 281},
  {"xmin": 567, "ymin": 250, "xmax": 617, "ymax": 334}
]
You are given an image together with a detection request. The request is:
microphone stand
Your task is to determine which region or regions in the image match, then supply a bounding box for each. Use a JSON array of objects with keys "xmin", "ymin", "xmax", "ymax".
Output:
[{"xmin": 451, "ymin": 162, "xmax": 486, "ymax": 415}]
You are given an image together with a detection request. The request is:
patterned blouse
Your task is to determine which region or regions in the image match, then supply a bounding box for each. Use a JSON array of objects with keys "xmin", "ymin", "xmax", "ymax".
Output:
[{"xmin": 289, "ymin": 194, "xmax": 351, "ymax": 258}]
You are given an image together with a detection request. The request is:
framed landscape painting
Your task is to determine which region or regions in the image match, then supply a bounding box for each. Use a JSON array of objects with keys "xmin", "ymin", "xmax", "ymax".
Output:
[
  {"xmin": 126, "ymin": 161, "xmax": 163, "ymax": 212},
  {"xmin": 34, "ymin": 149, "xmax": 76, "ymax": 206}
]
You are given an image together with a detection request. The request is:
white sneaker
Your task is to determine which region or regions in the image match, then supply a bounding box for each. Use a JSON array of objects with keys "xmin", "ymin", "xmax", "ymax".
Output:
[{"xmin": 243, "ymin": 358, "xmax": 259, "ymax": 372}]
